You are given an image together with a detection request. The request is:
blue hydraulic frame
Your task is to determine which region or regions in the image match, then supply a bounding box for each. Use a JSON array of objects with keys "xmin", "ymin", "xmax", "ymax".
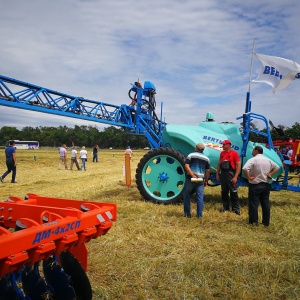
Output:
[
  {"xmin": 236, "ymin": 91, "xmax": 300, "ymax": 192},
  {"xmin": 0, "ymin": 75, "xmax": 166, "ymax": 149},
  {"xmin": 237, "ymin": 111, "xmax": 274, "ymax": 158}
]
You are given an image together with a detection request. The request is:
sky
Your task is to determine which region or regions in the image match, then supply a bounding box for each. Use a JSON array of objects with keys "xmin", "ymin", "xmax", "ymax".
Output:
[{"xmin": 0, "ymin": 0, "xmax": 299, "ymax": 131}]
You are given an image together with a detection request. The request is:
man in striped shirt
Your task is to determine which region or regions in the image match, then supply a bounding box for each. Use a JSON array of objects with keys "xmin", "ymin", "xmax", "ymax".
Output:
[{"xmin": 183, "ymin": 143, "xmax": 210, "ymax": 219}]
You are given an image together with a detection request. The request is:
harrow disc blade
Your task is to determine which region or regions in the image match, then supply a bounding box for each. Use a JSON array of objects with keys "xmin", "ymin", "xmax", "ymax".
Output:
[
  {"xmin": 21, "ymin": 266, "xmax": 53, "ymax": 300},
  {"xmin": 60, "ymin": 251, "xmax": 92, "ymax": 300},
  {"xmin": 43, "ymin": 257, "xmax": 77, "ymax": 300}
]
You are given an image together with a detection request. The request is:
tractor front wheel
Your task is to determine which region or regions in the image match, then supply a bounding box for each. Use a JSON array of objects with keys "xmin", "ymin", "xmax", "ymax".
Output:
[{"xmin": 135, "ymin": 147, "xmax": 186, "ymax": 204}]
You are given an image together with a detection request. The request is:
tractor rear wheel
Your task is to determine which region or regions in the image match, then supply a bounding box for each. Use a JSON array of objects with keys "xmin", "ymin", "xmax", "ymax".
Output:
[{"xmin": 136, "ymin": 147, "xmax": 186, "ymax": 204}]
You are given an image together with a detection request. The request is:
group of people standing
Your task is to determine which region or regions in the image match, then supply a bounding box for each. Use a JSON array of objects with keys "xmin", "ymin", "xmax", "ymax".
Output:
[
  {"xmin": 58, "ymin": 144, "xmax": 99, "ymax": 171},
  {"xmin": 0, "ymin": 142, "xmax": 102, "ymax": 184},
  {"xmin": 183, "ymin": 139, "xmax": 280, "ymax": 226}
]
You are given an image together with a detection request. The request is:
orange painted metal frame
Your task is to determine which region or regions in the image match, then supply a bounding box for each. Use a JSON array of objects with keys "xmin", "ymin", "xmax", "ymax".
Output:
[{"xmin": 0, "ymin": 193, "xmax": 117, "ymax": 278}]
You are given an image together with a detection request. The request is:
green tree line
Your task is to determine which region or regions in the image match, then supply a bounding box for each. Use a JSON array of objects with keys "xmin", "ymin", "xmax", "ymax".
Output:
[
  {"xmin": 1, "ymin": 121, "xmax": 299, "ymax": 149},
  {"xmin": 0, "ymin": 125, "xmax": 149, "ymax": 149}
]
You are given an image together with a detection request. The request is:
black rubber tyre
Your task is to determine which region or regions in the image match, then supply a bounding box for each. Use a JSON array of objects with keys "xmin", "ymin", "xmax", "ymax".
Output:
[{"xmin": 136, "ymin": 147, "xmax": 186, "ymax": 204}]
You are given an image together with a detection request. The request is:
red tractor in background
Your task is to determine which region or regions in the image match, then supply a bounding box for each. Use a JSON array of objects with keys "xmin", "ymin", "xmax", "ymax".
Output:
[
  {"xmin": 273, "ymin": 138, "xmax": 300, "ymax": 172},
  {"xmin": 273, "ymin": 138, "xmax": 300, "ymax": 174},
  {"xmin": 268, "ymin": 120, "xmax": 300, "ymax": 173}
]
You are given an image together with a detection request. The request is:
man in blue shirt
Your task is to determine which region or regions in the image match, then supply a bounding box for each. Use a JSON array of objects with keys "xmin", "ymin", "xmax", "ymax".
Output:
[
  {"xmin": 0, "ymin": 140, "xmax": 17, "ymax": 183},
  {"xmin": 183, "ymin": 143, "xmax": 210, "ymax": 218}
]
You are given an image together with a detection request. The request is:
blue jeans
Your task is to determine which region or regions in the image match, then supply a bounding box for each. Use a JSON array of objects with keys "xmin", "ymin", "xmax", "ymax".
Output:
[
  {"xmin": 80, "ymin": 158, "xmax": 86, "ymax": 170},
  {"xmin": 183, "ymin": 178, "xmax": 205, "ymax": 218}
]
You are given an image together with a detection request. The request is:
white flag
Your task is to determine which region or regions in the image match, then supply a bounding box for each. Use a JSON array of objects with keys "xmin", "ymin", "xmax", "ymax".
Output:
[{"xmin": 253, "ymin": 53, "xmax": 300, "ymax": 93}]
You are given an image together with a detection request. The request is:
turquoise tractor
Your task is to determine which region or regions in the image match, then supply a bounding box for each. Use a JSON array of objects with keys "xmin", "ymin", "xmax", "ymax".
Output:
[
  {"xmin": 0, "ymin": 76, "xmax": 286, "ymax": 205},
  {"xmin": 135, "ymin": 111, "xmax": 284, "ymax": 204}
]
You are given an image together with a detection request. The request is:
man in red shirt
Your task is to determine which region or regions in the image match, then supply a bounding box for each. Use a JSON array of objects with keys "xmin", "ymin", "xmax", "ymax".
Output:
[{"xmin": 216, "ymin": 140, "xmax": 241, "ymax": 215}]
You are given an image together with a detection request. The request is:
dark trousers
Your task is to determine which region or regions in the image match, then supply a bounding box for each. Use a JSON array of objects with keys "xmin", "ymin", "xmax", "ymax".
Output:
[
  {"xmin": 93, "ymin": 153, "xmax": 98, "ymax": 162},
  {"xmin": 2, "ymin": 161, "xmax": 16, "ymax": 182},
  {"xmin": 220, "ymin": 171, "xmax": 240, "ymax": 213},
  {"xmin": 248, "ymin": 183, "xmax": 271, "ymax": 226},
  {"xmin": 70, "ymin": 158, "xmax": 80, "ymax": 170}
]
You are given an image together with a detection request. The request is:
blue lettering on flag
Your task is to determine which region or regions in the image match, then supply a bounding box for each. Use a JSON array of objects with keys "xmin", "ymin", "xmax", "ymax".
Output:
[
  {"xmin": 263, "ymin": 66, "xmax": 283, "ymax": 79},
  {"xmin": 270, "ymin": 67, "xmax": 275, "ymax": 75}
]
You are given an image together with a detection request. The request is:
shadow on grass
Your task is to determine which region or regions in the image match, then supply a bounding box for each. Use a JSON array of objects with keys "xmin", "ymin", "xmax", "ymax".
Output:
[{"xmin": 270, "ymin": 197, "xmax": 300, "ymax": 208}]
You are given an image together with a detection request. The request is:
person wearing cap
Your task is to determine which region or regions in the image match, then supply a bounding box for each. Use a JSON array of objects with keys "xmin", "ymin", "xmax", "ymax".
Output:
[
  {"xmin": 183, "ymin": 143, "xmax": 210, "ymax": 218},
  {"xmin": 216, "ymin": 139, "xmax": 241, "ymax": 215},
  {"xmin": 242, "ymin": 145, "xmax": 279, "ymax": 226}
]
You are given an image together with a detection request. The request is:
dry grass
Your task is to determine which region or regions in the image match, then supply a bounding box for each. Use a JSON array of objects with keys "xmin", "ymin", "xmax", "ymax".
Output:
[{"xmin": 1, "ymin": 149, "xmax": 300, "ymax": 300}]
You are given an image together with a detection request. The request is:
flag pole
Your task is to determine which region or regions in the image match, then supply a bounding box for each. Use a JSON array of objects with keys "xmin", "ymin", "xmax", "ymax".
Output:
[
  {"xmin": 245, "ymin": 40, "xmax": 256, "ymax": 113},
  {"xmin": 241, "ymin": 41, "xmax": 256, "ymax": 165}
]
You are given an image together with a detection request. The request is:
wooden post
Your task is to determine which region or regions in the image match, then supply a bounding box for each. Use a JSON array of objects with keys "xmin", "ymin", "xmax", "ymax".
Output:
[{"xmin": 125, "ymin": 153, "xmax": 131, "ymax": 186}]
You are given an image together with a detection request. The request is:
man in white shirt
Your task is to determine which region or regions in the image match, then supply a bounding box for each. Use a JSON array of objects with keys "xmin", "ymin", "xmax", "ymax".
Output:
[{"xmin": 242, "ymin": 145, "xmax": 279, "ymax": 226}]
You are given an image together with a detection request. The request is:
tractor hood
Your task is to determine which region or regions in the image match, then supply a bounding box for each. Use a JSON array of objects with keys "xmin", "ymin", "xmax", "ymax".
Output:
[{"xmin": 162, "ymin": 121, "xmax": 284, "ymax": 177}]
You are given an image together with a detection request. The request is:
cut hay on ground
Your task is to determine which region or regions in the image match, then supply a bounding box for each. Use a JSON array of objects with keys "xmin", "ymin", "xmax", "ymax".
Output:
[{"xmin": 0, "ymin": 149, "xmax": 299, "ymax": 299}]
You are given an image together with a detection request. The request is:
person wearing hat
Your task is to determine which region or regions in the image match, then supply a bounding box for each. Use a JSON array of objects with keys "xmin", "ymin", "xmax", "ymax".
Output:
[
  {"xmin": 216, "ymin": 139, "xmax": 241, "ymax": 215},
  {"xmin": 183, "ymin": 143, "xmax": 210, "ymax": 218}
]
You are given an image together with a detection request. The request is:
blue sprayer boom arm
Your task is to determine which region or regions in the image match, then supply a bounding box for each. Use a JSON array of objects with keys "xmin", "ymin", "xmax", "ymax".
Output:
[{"xmin": 0, "ymin": 75, "xmax": 166, "ymax": 149}]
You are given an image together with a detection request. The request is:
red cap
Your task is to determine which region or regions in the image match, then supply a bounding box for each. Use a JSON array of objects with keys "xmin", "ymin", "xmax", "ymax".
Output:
[{"xmin": 222, "ymin": 139, "xmax": 231, "ymax": 145}]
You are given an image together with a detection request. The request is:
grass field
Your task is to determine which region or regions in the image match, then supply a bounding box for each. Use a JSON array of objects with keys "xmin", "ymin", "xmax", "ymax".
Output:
[{"xmin": 0, "ymin": 148, "xmax": 300, "ymax": 299}]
